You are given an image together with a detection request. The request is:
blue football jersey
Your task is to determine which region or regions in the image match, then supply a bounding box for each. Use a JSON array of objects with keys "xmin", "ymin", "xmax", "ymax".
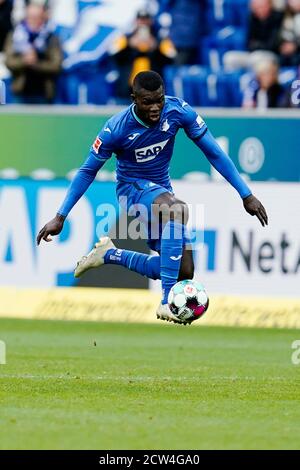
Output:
[
  {"xmin": 90, "ymin": 96, "xmax": 207, "ymax": 189},
  {"xmin": 57, "ymin": 95, "xmax": 251, "ymax": 218}
]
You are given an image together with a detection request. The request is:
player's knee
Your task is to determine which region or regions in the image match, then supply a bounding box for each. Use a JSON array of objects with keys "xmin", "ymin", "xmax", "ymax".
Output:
[
  {"xmin": 160, "ymin": 201, "xmax": 189, "ymax": 225},
  {"xmin": 174, "ymin": 202, "xmax": 189, "ymax": 225}
]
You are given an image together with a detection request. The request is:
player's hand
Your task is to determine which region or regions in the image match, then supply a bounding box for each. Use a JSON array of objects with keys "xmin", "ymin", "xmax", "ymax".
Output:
[
  {"xmin": 37, "ymin": 214, "xmax": 66, "ymax": 245},
  {"xmin": 243, "ymin": 194, "xmax": 268, "ymax": 227}
]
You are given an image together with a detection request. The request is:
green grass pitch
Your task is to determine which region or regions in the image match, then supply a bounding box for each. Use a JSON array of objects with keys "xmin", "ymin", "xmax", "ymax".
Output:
[{"xmin": 0, "ymin": 318, "xmax": 300, "ymax": 450}]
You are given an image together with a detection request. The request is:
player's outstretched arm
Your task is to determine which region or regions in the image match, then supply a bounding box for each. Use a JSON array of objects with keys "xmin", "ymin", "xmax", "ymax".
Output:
[
  {"xmin": 194, "ymin": 129, "xmax": 268, "ymax": 227},
  {"xmin": 36, "ymin": 151, "xmax": 106, "ymax": 245}
]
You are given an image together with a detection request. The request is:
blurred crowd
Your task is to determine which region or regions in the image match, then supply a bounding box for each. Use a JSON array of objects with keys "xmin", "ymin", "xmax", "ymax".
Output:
[{"xmin": 0, "ymin": 0, "xmax": 299, "ymax": 107}]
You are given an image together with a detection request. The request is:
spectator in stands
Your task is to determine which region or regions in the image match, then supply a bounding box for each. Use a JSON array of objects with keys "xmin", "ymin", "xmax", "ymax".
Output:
[
  {"xmin": 278, "ymin": 0, "xmax": 300, "ymax": 66},
  {"xmin": 167, "ymin": 0, "xmax": 202, "ymax": 65},
  {"xmin": 248, "ymin": 0, "xmax": 283, "ymax": 53},
  {"xmin": 0, "ymin": 0, "xmax": 13, "ymax": 52},
  {"xmin": 110, "ymin": 9, "xmax": 176, "ymax": 102},
  {"xmin": 12, "ymin": 0, "xmax": 52, "ymax": 25},
  {"xmin": 224, "ymin": 0, "xmax": 284, "ymax": 71},
  {"xmin": 4, "ymin": 2, "xmax": 62, "ymax": 103},
  {"xmin": 242, "ymin": 58, "xmax": 285, "ymax": 108}
]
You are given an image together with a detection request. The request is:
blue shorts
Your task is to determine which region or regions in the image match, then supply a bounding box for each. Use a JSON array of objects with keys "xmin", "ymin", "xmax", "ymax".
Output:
[{"xmin": 116, "ymin": 179, "xmax": 171, "ymax": 252}]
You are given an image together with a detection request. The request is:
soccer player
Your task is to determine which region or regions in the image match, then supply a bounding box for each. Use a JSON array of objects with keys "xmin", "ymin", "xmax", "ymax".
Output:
[{"xmin": 37, "ymin": 71, "xmax": 268, "ymax": 324}]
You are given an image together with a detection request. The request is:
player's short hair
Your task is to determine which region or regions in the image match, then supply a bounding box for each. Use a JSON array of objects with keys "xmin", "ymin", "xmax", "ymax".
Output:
[{"xmin": 133, "ymin": 71, "xmax": 164, "ymax": 93}]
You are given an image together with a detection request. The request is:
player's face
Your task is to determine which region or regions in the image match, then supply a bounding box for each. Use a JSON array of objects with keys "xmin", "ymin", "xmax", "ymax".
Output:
[{"xmin": 133, "ymin": 86, "xmax": 165, "ymax": 125}]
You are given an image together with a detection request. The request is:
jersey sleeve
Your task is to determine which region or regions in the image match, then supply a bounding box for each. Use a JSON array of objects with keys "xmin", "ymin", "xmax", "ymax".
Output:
[
  {"xmin": 57, "ymin": 122, "xmax": 116, "ymax": 218},
  {"xmin": 194, "ymin": 129, "xmax": 252, "ymax": 199},
  {"xmin": 90, "ymin": 121, "xmax": 116, "ymax": 162},
  {"xmin": 178, "ymin": 100, "xmax": 208, "ymax": 140}
]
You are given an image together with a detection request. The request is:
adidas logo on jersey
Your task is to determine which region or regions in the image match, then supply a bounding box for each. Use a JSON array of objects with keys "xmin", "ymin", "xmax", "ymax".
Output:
[{"xmin": 135, "ymin": 139, "xmax": 170, "ymax": 162}]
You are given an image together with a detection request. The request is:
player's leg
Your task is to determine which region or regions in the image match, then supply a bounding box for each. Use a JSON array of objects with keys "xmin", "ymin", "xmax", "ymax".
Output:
[
  {"xmin": 75, "ymin": 180, "xmax": 165, "ymax": 279},
  {"xmin": 178, "ymin": 244, "xmax": 194, "ymax": 281},
  {"xmin": 98, "ymin": 181, "xmax": 167, "ymax": 279},
  {"xmin": 74, "ymin": 183, "xmax": 193, "ymax": 324},
  {"xmin": 74, "ymin": 236, "xmax": 161, "ymax": 279},
  {"xmin": 75, "ymin": 187, "xmax": 194, "ymax": 286},
  {"xmin": 104, "ymin": 248, "xmax": 161, "ymax": 279},
  {"xmin": 152, "ymin": 192, "xmax": 194, "ymax": 304}
]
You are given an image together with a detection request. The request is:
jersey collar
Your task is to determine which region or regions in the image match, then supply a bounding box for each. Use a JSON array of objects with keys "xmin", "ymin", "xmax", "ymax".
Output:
[{"xmin": 131, "ymin": 105, "xmax": 150, "ymax": 128}]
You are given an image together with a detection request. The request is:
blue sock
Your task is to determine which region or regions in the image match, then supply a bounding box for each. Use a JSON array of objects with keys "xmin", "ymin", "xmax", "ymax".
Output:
[
  {"xmin": 160, "ymin": 221, "xmax": 184, "ymax": 304},
  {"xmin": 104, "ymin": 249, "xmax": 161, "ymax": 280}
]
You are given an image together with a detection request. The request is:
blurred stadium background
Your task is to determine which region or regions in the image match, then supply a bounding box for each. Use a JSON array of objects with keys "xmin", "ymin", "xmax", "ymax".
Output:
[{"xmin": 0, "ymin": 0, "xmax": 300, "ymax": 451}]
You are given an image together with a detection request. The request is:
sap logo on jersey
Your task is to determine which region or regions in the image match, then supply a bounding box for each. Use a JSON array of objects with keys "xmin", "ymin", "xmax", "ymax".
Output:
[{"xmin": 135, "ymin": 139, "xmax": 169, "ymax": 162}]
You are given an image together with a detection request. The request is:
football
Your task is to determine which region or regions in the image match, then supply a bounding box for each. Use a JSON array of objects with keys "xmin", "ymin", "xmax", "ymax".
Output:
[{"xmin": 168, "ymin": 279, "xmax": 209, "ymax": 323}]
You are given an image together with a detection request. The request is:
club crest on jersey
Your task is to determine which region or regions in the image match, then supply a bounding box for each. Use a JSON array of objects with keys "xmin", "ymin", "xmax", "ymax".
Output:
[
  {"xmin": 92, "ymin": 137, "xmax": 102, "ymax": 153},
  {"xmin": 135, "ymin": 139, "xmax": 169, "ymax": 162},
  {"xmin": 161, "ymin": 119, "xmax": 170, "ymax": 132}
]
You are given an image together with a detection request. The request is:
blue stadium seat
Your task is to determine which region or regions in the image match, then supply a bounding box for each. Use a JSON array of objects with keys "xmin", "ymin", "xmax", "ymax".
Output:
[
  {"xmin": 224, "ymin": 71, "xmax": 253, "ymax": 107},
  {"xmin": 204, "ymin": 0, "xmax": 249, "ymax": 32},
  {"xmin": 164, "ymin": 66, "xmax": 231, "ymax": 107},
  {"xmin": 164, "ymin": 66, "xmax": 181, "ymax": 96},
  {"xmin": 194, "ymin": 71, "xmax": 230, "ymax": 106},
  {"xmin": 182, "ymin": 69, "xmax": 206, "ymax": 105},
  {"xmin": 200, "ymin": 27, "xmax": 247, "ymax": 70},
  {"xmin": 56, "ymin": 67, "xmax": 113, "ymax": 105},
  {"xmin": 164, "ymin": 66, "xmax": 208, "ymax": 105},
  {"xmin": 0, "ymin": 77, "xmax": 14, "ymax": 104}
]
